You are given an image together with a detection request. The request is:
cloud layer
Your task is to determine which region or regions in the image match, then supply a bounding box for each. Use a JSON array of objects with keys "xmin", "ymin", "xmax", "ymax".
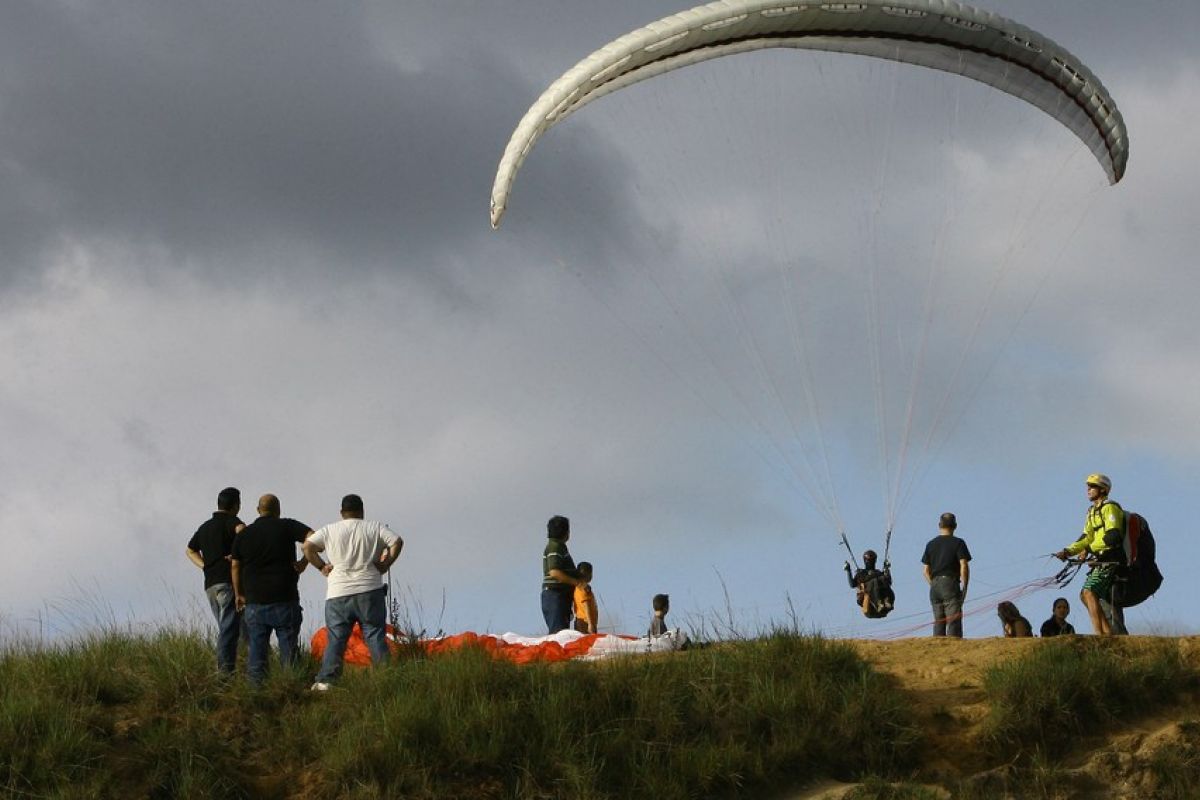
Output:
[{"xmin": 2, "ymin": 1, "xmax": 1198, "ymax": 642}]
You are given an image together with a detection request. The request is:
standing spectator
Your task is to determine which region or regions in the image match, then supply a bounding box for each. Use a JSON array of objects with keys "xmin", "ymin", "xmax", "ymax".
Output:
[
  {"xmin": 1039, "ymin": 597, "xmax": 1076, "ymax": 637},
  {"xmin": 541, "ymin": 515, "xmax": 584, "ymax": 634},
  {"xmin": 921, "ymin": 512, "xmax": 971, "ymax": 638},
  {"xmin": 231, "ymin": 494, "xmax": 312, "ymax": 685},
  {"xmin": 304, "ymin": 494, "xmax": 404, "ymax": 691},
  {"xmin": 185, "ymin": 487, "xmax": 244, "ymax": 674},
  {"xmin": 648, "ymin": 594, "xmax": 670, "ymax": 637},
  {"xmin": 572, "ymin": 562, "xmax": 598, "ymax": 634}
]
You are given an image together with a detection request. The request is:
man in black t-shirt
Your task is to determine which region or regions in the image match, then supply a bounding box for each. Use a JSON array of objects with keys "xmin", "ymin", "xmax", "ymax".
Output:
[
  {"xmin": 541, "ymin": 515, "xmax": 584, "ymax": 634},
  {"xmin": 231, "ymin": 493, "xmax": 313, "ymax": 685},
  {"xmin": 186, "ymin": 487, "xmax": 244, "ymax": 674},
  {"xmin": 920, "ymin": 512, "xmax": 972, "ymax": 638}
]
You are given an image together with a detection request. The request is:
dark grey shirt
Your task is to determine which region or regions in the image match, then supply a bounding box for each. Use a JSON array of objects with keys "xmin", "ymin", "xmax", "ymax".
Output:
[{"xmin": 921, "ymin": 535, "xmax": 971, "ymax": 579}]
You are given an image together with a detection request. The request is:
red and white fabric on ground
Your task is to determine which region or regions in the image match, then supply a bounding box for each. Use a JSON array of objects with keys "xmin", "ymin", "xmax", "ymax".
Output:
[{"xmin": 311, "ymin": 626, "xmax": 688, "ymax": 666}]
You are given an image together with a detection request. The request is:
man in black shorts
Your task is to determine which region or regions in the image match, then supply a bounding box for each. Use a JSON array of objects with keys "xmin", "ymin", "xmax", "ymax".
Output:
[
  {"xmin": 231, "ymin": 494, "xmax": 313, "ymax": 685},
  {"xmin": 921, "ymin": 512, "xmax": 972, "ymax": 637}
]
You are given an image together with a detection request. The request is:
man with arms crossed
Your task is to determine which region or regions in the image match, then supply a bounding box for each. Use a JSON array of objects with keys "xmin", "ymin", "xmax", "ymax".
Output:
[
  {"xmin": 921, "ymin": 512, "xmax": 972, "ymax": 638},
  {"xmin": 304, "ymin": 494, "xmax": 404, "ymax": 691}
]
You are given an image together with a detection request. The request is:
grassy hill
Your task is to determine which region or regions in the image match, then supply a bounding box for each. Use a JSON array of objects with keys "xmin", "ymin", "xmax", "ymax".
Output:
[{"xmin": 2, "ymin": 630, "xmax": 1198, "ymax": 799}]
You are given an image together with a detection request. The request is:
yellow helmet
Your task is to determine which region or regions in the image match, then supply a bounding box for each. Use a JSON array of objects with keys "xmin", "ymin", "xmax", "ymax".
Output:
[{"xmin": 1085, "ymin": 473, "xmax": 1112, "ymax": 492}]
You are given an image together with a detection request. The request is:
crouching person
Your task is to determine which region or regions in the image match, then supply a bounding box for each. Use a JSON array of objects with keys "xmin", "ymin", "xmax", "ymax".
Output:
[{"xmin": 305, "ymin": 494, "xmax": 404, "ymax": 691}]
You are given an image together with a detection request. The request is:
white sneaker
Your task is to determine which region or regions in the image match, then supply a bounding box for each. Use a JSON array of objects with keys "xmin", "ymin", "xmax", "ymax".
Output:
[{"xmin": 310, "ymin": 682, "xmax": 332, "ymax": 692}]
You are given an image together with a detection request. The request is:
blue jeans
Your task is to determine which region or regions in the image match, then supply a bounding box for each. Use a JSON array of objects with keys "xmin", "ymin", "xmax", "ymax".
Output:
[
  {"xmin": 315, "ymin": 586, "xmax": 389, "ymax": 683},
  {"xmin": 205, "ymin": 583, "xmax": 240, "ymax": 673},
  {"xmin": 929, "ymin": 576, "xmax": 963, "ymax": 638},
  {"xmin": 541, "ymin": 588, "xmax": 572, "ymax": 634},
  {"xmin": 244, "ymin": 601, "xmax": 303, "ymax": 684}
]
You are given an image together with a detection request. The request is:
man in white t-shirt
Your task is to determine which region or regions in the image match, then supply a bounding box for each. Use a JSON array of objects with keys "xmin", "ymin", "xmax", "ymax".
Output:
[{"xmin": 303, "ymin": 493, "xmax": 404, "ymax": 690}]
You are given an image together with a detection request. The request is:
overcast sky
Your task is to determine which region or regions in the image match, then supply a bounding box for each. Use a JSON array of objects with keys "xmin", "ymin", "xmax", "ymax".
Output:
[{"xmin": 2, "ymin": 1, "xmax": 1198, "ymax": 644}]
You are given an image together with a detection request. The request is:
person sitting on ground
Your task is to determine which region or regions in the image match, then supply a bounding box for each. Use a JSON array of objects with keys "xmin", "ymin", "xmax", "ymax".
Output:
[
  {"xmin": 1039, "ymin": 597, "xmax": 1076, "ymax": 637},
  {"xmin": 648, "ymin": 593, "xmax": 669, "ymax": 637},
  {"xmin": 572, "ymin": 562, "xmax": 599, "ymax": 634},
  {"xmin": 844, "ymin": 550, "xmax": 895, "ymax": 617},
  {"xmin": 997, "ymin": 601, "xmax": 1033, "ymax": 637}
]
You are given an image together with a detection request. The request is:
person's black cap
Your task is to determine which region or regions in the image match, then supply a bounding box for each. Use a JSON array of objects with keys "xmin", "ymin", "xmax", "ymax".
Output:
[{"xmin": 939, "ymin": 512, "xmax": 957, "ymax": 530}]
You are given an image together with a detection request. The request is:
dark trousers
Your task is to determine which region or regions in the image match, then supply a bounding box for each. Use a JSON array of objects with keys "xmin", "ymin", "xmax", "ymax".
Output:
[
  {"xmin": 205, "ymin": 582, "xmax": 240, "ymax": 673},
  {"xmin": 929, "ymin": 576, "xmax": 963, "ymax": 638},
  {"xmin": 541, "ymin": 588, "xmax": 572, "ymax": 634},
  {"xmin": 244, "ymin": 601, "xmax": 303, "ymax": 684}
]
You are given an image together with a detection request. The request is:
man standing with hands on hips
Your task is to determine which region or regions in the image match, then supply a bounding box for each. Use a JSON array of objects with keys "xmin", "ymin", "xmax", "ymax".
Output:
[
  {"xmin": 304, "ymin": 494, "xmax": 404, "ymax": 691},
  {"xmin": 230, "ymin": 493, "xmax": 311, "ymax": 685},
  {"xmin": 185, "ymin": 486, "xmax": 245, "ymax": 675},
  {"xmin": 921, "ymin": 512, "xmax": 972, "ymax": 637}
]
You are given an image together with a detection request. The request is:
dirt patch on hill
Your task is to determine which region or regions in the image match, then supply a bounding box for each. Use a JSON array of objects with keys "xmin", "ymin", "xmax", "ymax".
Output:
[{"xmin": 792, "ymin": 636, "xmax": 1200, "ymax": 799}]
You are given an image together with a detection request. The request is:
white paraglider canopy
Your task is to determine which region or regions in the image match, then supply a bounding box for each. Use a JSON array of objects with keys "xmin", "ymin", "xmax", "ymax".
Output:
[{"xmin": 491, "ymin": 0, "xmax": 1127, "ymax": 228}]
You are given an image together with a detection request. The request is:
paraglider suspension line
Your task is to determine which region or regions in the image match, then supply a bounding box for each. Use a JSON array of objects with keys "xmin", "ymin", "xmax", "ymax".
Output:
[
  {"xmin": 839, "ymin": 531, "xmax": 860, "ymax": 572},
  {"xmin": 1053, "ymin": 558, "xmax": 1086, "ymax": 589}
]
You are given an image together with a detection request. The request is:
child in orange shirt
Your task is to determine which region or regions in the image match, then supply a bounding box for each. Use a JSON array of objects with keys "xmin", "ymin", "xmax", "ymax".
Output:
[{"xmin": 572, "ymin": 562, "xmax": 598, "ymax": 634}]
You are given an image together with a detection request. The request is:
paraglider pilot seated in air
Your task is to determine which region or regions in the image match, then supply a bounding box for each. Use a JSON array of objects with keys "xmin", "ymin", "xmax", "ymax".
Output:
[{"xmin": 845, "ymin": 550, "xmax": 894, "ymax": 618}]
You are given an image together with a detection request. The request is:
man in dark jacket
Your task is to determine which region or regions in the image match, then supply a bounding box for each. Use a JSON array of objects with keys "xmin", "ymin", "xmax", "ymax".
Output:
[{"xmin": 186, "ymin": 487, "xmax": 244, "ymax": 674}]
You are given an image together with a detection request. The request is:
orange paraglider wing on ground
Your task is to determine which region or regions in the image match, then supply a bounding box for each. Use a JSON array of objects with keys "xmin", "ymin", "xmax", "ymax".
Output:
[{"xmin": 311, "ymin": 625, "xmax": 683, "ymax": 666}]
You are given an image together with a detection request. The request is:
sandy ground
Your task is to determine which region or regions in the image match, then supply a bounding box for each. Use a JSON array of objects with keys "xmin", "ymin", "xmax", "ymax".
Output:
[{"xmin": 790, "ymin": 635, "xmax": 1200, "ymax": 799}]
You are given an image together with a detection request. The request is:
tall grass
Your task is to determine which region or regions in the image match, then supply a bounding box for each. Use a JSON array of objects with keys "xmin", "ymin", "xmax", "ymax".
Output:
[
  {"xmin": 0, "ymin": 629, "xmax": 918, "ymax": 799},
  {"xmin": 980, "ymin": 637, "xmax": 1196, "ymax": 760}
]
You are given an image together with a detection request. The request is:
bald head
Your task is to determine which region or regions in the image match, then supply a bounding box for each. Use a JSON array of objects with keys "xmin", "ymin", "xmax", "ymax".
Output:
[{"xmin": 257, "ymin": 494, "xmax": 280, "ymax": 518}]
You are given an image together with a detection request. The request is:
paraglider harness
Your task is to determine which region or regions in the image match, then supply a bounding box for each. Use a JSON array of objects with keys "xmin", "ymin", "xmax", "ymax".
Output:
[
  {"xmin": 841, "ymin": 530, "xmax": 895, "ymax": 619},
  {"xmin": 1050, "ymin": 509, "xmax": 1163, "ymax": 608}
]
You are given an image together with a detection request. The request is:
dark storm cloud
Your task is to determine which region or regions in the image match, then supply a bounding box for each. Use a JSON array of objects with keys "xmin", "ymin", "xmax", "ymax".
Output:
[{"xmin": 0, "ymin": 1, "xmax": 643, "ymax": 293}]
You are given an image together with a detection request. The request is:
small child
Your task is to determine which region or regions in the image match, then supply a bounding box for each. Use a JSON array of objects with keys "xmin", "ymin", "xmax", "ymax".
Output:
[
  {"xmin": 648, "ymin": 593, "xmax": 669, "ymax": 637},
  {"xmin": 572, "ymin": 562, "xmax": 598, "ymax": 634}
]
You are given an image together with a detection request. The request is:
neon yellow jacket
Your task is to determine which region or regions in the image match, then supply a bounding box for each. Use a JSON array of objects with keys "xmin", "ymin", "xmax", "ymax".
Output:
[{"xmin": 1066, "ymin": 500, "xmax": 1124, "ymax": 557}]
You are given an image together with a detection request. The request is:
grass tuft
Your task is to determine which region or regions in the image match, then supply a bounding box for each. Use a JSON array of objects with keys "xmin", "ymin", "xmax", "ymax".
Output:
[{"xmin": 980, "ymin": 637, "xmax": 1196, "ymax": 760}]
